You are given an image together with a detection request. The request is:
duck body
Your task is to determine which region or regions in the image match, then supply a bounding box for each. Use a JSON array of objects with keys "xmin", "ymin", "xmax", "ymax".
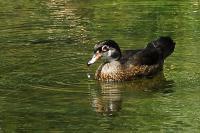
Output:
[{"xmin": 87, "ymin": 37, "xmax": 175, "ymax": 81}]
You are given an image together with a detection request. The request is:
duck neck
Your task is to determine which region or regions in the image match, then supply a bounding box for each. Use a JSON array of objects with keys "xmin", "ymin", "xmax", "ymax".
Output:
[
  {"xmin": 102, "ymin": 61, "xmax": 121, "ymax": 73},
  {"xmin": 95, "ymin": 61, "xmax": 122, "ymax": 81}
]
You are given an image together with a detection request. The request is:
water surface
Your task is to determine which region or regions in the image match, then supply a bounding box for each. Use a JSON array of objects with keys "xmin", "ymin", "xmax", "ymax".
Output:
[{"xmin": 0, "ymin": 0, "xmax": 200, "ymax": 132}]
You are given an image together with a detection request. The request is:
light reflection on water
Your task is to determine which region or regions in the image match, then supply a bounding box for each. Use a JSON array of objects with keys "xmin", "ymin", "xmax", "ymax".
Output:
[
  {"xmin": 88, "ymin": 73, "xmax": 174, "ymax": 116},
  {"xmin": 0, "ymin": 0, "xmax": 200, "ymax": 132}
]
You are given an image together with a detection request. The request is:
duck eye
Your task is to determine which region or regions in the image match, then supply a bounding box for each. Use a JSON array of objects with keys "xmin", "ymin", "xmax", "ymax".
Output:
[{"xmin": 102, "ymin": 45, "xmax": 109, "ymax": 52}]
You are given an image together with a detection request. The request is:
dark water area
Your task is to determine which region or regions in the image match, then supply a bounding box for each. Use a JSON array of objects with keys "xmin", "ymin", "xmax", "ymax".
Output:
[{"xmin": 0, "ymin": 0, "xmax": 200, "ymax": 132}]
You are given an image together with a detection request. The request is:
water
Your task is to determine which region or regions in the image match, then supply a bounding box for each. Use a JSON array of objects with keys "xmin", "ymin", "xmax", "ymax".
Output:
[{"xmin": 0, "ymin": 0, "xmax": 200, "ymax": 132}]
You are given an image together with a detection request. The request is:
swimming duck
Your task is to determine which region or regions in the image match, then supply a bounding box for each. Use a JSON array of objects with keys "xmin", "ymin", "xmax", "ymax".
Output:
[{"xmin": 87, "ymin": 37, "xmax": 175, "ymax": 81}]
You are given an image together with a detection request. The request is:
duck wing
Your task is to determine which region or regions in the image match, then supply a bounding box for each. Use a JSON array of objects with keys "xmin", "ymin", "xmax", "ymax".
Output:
[
  {"xmin": 129, "ymin": 48, "xmax": 162, "ymax": 65},
  {"xmin": 121, "ymin": 37, "xmax": 175, "ymax": 66},
  {"xmin": 120, "ymin": 48, "xmax": 161, "ymax": 66},
  {"xmin": 120, "ymin": 49, "xmax": 142, "ymax": 64}
]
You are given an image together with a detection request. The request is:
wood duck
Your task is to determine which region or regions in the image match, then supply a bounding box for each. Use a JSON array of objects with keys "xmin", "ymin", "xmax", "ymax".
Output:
[{"xmin": 87, "ymin": 37, "xmax": 175, "ymax": 81}]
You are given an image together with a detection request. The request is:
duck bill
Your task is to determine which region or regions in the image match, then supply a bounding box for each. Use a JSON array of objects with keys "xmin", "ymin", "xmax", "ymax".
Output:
[{"xmin": 87, "ymin": 53, "xmax": 102, "ymax": 66}]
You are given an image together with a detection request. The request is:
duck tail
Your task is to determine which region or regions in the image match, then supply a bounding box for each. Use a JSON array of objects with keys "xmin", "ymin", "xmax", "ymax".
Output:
[{"xmin": 147, "ymin": 36, "xmax": 176, "ymax": 59}]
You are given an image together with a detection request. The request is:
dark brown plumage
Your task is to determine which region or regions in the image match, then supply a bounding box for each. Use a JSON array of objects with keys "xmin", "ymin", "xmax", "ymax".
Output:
[{"xmin": 87, "ymin": 36, "xmax": 175, "ymax": 81}]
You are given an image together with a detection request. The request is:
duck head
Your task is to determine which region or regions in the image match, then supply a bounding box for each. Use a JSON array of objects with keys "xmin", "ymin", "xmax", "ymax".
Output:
[{"xmin": 87, "ymin": 40, "xmax": 121, "ymax": 66}]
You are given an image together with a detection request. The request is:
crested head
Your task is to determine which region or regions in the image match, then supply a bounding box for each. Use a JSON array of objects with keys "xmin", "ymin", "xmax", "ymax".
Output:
[
  {"xmin": 87, "ymin": 40, "xmax": 121, "ymax": 66},
  {"xmin": 94, "ymin": 40, "xmax": 121, "ymax": 54},
  {"xmin": 94, "ymin": 40, "xmax": 122, "ymax": 61}
]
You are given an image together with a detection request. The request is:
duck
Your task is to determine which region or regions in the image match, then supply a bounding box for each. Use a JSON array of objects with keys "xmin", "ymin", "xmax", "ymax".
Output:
[{"xmin": 87, "ymin": 36, "xmax": 175, "ymax": 81}]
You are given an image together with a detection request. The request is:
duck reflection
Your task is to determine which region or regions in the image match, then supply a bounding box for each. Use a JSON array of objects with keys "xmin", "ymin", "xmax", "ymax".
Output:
[
  {"xmin": 89, "ymin": 82, "xmax": 122, "ymax": 116},
  {"xmin": 88, "ymin": 72, "xmax": 174, "ymax": 116}
]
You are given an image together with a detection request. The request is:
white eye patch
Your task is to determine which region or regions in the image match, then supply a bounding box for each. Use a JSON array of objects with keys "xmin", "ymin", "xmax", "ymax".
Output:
[
  {"xmin": 108, "ymin": 49, "xmax": 112, "ymax": 56},
  {"xmin": 102, "ymin": 45, "xmax": 109, "ymax": 52}
]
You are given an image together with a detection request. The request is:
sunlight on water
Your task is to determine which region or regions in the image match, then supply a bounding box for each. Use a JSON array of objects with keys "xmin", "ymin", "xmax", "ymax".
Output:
[{"xmin": 0, "ymin": 0, "xmax": 200, "ymax": 132}]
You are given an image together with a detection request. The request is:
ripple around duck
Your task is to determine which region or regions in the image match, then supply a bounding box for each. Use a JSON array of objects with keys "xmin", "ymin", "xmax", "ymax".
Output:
[{"xmin": 0, "ymin": 0, "xmax": 200, "ymax": 132}]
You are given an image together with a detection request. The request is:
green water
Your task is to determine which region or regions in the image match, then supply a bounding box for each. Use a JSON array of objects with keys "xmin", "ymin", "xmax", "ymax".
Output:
[{"xmin": 0, "ymin": 0, "xmax": 200, "ymax": 132}]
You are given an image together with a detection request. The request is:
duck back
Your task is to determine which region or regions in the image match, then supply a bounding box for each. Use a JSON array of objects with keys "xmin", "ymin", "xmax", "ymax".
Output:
[{"xmin": 125, "ymin": 36, "xmax": 175, "ymax": 66}]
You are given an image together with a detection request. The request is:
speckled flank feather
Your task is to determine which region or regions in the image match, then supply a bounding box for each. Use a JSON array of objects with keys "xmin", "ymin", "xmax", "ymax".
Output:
[{"xmin": 95, "ymin": 62, "xmax": 163, "ymax": 81}]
